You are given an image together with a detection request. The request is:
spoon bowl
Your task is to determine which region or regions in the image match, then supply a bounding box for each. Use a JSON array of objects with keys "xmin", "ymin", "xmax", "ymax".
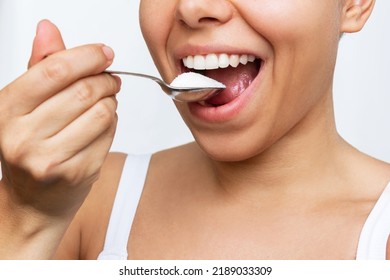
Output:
[{"xmin": 105, "ymin": 70, "xmax": 225, "ymax": 102}]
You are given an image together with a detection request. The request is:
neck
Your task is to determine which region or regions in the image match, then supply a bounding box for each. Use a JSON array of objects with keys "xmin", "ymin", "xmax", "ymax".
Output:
[{"xmin": 208, "ymin": 92, "xmax": 347, "ymax": 200}]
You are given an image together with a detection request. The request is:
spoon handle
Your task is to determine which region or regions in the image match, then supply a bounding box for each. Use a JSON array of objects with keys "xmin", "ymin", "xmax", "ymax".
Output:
[{"xmin": 105, "ymin": 70, "xmax": 166, "ymax": 85}]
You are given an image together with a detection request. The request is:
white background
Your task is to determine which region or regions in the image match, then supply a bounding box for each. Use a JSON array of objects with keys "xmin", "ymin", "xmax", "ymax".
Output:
[{"xmin": 0, "ymin": 0, "xmax": 389, "ymax": 161}]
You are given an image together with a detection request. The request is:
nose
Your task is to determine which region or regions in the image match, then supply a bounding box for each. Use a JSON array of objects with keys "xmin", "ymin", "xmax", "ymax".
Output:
[{"xmin": 176, "ymin": 0, "xmax": 233, "ymax": 29}]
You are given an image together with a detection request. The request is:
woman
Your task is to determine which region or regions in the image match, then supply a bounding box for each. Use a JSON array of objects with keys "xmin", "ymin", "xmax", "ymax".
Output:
[{"xmin": 1, "ymin": 0, "xmax": 389, "ymax": 259}]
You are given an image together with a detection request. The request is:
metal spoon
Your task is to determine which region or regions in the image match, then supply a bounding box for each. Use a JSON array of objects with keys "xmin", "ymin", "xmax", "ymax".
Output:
[{"xmin": 105, "ymin": 70, "xmax": 225, "ymax": 102}]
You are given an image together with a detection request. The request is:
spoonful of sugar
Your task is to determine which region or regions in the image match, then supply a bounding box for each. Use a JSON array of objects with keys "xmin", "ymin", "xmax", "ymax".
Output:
[{"xmin": 105, "ymin": 70, "xmax": 225, "ymax": 102}]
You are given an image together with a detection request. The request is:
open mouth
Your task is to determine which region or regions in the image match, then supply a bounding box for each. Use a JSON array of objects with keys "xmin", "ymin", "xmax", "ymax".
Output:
[{"xmin": 181, "ymin": 53, "xmax": 263, "ymax": 107}]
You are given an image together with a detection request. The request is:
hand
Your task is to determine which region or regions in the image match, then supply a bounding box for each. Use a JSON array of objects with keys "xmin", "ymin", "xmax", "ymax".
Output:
[
  {"xmin": 0, "ymin": 20, "xmax": 121, "ymax": 220},
  {"xmin": 0, "ymin": 20, "xmax": 121, "ymax": 259}
]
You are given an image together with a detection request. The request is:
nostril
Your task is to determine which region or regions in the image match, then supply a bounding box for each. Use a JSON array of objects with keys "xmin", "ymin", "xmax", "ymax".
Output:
[
  {"xmin": 198, "ymin": 17, "xmax": 220, "ymax": 25},
  {"xmin": 179, "ymin": 17, "xmax": 220, "ymax": 29},
  {"xmin": 198, "ymin": 17, "xmax": 220, "ymax": 24}
]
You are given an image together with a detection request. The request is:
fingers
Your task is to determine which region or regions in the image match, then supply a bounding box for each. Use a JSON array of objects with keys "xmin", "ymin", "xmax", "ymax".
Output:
[
  {"xmin": 0, "ymin": 95, "xmax": 118, "ymax": 186},
  {"xmin": 1, "ymin": 43, "xmax": 115, "ymax": 116},
  {"xmin": 0, "ymin": 19, "xmax": 120, "ymax": 223},
  {"xmin": 28, "ymin": 20, "xmax": 66, "ymax": 69},
  {"xmin": 26, "ymin": 73, "xmax": 121, "ymax": 139},
  {"xmin": 45, "ymin": 95, "xmax": 118, "ymax": 163},
  {"xmin": 54, "ymin": 118, "xmax": 118, "ymax": 188}
]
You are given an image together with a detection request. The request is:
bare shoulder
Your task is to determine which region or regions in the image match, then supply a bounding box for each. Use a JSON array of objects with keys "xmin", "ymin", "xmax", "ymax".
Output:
[
  {"xmin": 54, "ymin": 152, "xmax": 127, "ymax": 259},
  {"xmin": 373, "ymin": 160, "xmax": 390, "ymax": 260},
  {"xmin": 343, "ymin": 143, "xmax": 390, "ymax": 197},
  {"xmin": 152, "ymin": 142, "xmax": 206, "ymax": 167},
  {"xmin": 360, "ymin": 154, "xmax": 390, "ymax": 194},
  {"xmin": 348, "ymin": 151, "xmax": 390, "ymax": 259},
  {"xmin": 148, "ymin": 142, "xmax": 209, "ymax": 184}
]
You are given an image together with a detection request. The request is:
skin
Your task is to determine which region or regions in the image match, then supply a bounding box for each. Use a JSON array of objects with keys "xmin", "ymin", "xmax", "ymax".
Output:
[
  {"xmin": 0, "ymin": 20, "xmax": 120, "ymax": 259},
  {"xmin": 0, "ymin": 0, "xmax": 389, "ymax": 259}
]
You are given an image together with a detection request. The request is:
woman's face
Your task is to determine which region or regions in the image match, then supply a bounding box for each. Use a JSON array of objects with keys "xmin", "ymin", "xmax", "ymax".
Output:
[{"xmin": 139, "ymin": 0, "xmax": 344, "ymax": 161}]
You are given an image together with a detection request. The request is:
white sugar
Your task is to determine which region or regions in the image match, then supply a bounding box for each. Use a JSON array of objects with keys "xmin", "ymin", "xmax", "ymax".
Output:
[{"xmin": 170, "ymin": 72, "xmax": 225, "ymax": 88}]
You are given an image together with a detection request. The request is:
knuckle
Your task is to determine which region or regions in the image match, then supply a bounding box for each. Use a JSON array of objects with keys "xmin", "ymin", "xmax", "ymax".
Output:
[
  {"xmin": 64, "ymin": 166, "xmax": 98, "ymax": 187},
  {"xmin": 29, "ymin": 160, "xmax": 55, "ymax": 182},
  {"xmin": 3, "ymin": 154, "xmax": 54, "ymax": 184},
  {"xmin": 26, "ymin": 152, "xmax": 62, "ymax": 183},
  {"xmin": 0, "ymin": 86, "xmax": 16, "ymax": 119},
  {"xmin": 107, "ymin": 125, "xmax": 117, "ymax": 138},
  {"xmin": 2, "ymin": 145, "xmax": 23, "ymax": 167},
  {"xmin": 106, "ymin": 116, "xmax": 118, "ymax": 138},
  {"xmin": 42, "ymin": 57, "xmax": 70, "ymax": 83},
  {"xmin": 1, "ymin": 134, "xmax": 28, "ymax": 166},
  {"xmin": 93, "ymin": 101, "xmax": 114, "ymax": 124},
  {"xmin": 85, "ymin": 45, "xmax": 107, "ymax": 64},
  {"xmin": 75, "ymin": 80, "xmax": 94, "ymax": 104},
  {"xmin": 1, "ymin": 134, "xmax": 60, "ymax": 183}
]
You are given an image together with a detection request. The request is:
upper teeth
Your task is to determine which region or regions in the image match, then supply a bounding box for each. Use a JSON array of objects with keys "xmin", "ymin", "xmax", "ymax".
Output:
[{"xmin": 183, "ymin": 54, "xmax": 256, "ymax": 70}]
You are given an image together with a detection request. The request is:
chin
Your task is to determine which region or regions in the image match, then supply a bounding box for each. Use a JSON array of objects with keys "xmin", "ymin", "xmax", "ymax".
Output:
[
  {"xmin": 199, "ymin": 143, "xmax": 264, "ymax": 163},
  {"xmin": 193, "ymin": 129, "xmax": 272, "ymax": 163}
]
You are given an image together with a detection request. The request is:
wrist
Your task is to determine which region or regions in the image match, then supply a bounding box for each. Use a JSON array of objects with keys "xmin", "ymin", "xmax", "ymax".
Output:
[{"xmin": 0, "ymin": 180, "xmax": 73, "ymax": 259}]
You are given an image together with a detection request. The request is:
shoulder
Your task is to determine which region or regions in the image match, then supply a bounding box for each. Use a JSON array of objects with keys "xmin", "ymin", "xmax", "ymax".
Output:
[
  {"xmin": 343, "ymin": 145, "xmax": 390, "ymax": 199},
  {"xmin": 151, "ymin": 142, "xmax": 205, "ymax": 169},
  {"xmin": 54, "ymin": 152, "xmax": 127, "ymax": 259},
  {"xmin": 356, "ymin": 152, "xmax": 390, "ymax": 260},
  {"xmin": 147, "ymin": 142, "xmax": 209, "ymax": 186}
]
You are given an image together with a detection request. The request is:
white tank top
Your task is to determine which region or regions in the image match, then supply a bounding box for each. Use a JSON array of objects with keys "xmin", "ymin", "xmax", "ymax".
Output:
[
  {"xmin": 97, "ymin": 154, "xmax": 390, "ymax": 260},
  {"xmin": 97, "ymin": 154, "xmax": 152, "ymax": 260}
]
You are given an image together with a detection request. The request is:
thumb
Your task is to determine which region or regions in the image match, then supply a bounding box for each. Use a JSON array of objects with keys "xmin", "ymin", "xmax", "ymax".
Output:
[{"xmin": 28, "ymin": 19, "xmax": 66, "ymax": 69}]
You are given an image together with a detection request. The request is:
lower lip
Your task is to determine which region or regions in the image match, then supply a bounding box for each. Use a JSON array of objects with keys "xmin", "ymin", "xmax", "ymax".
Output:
[{"xmin": 187, "ymin": 66, "xmax": 264, "ymax": 123}]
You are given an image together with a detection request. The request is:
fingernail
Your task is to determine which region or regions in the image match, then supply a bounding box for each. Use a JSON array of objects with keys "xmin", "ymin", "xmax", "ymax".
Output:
[{"xmin": 102, "ymin": 46, "xmax": 114, "ymax": 61}]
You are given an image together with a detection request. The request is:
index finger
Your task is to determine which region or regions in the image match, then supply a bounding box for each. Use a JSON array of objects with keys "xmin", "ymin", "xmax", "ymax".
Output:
[{"xmin": 1, "ymin": 44, "xmax": 114, "ymax": 116}]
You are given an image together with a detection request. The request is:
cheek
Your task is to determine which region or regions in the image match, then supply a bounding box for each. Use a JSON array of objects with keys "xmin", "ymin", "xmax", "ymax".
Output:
[
  {"xmin": 236, "ymin": 1, "xmax": 341, "ymax": 99},
  {"xmin": 233, "ymin": 1, "xmax": 341, "ymax": 43},
  {"xmin": 139, "ymin": 0, "xmax": 175, "ymax": 73}
]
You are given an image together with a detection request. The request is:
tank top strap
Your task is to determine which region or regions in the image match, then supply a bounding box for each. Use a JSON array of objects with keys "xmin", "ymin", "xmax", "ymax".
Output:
[
  {"xmin": 97, "ymin": 153, "xmax": 151, "ymax": 260},
  {"xmin": 356, "ymin": 181, "xmax": 390, "ymax": 259}
]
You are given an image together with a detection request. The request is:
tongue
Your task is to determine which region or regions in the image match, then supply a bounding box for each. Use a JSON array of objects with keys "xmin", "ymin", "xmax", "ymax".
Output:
[{"xmin": 203, "ymin": 62, "xmax": 259, "ymax": 106}]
